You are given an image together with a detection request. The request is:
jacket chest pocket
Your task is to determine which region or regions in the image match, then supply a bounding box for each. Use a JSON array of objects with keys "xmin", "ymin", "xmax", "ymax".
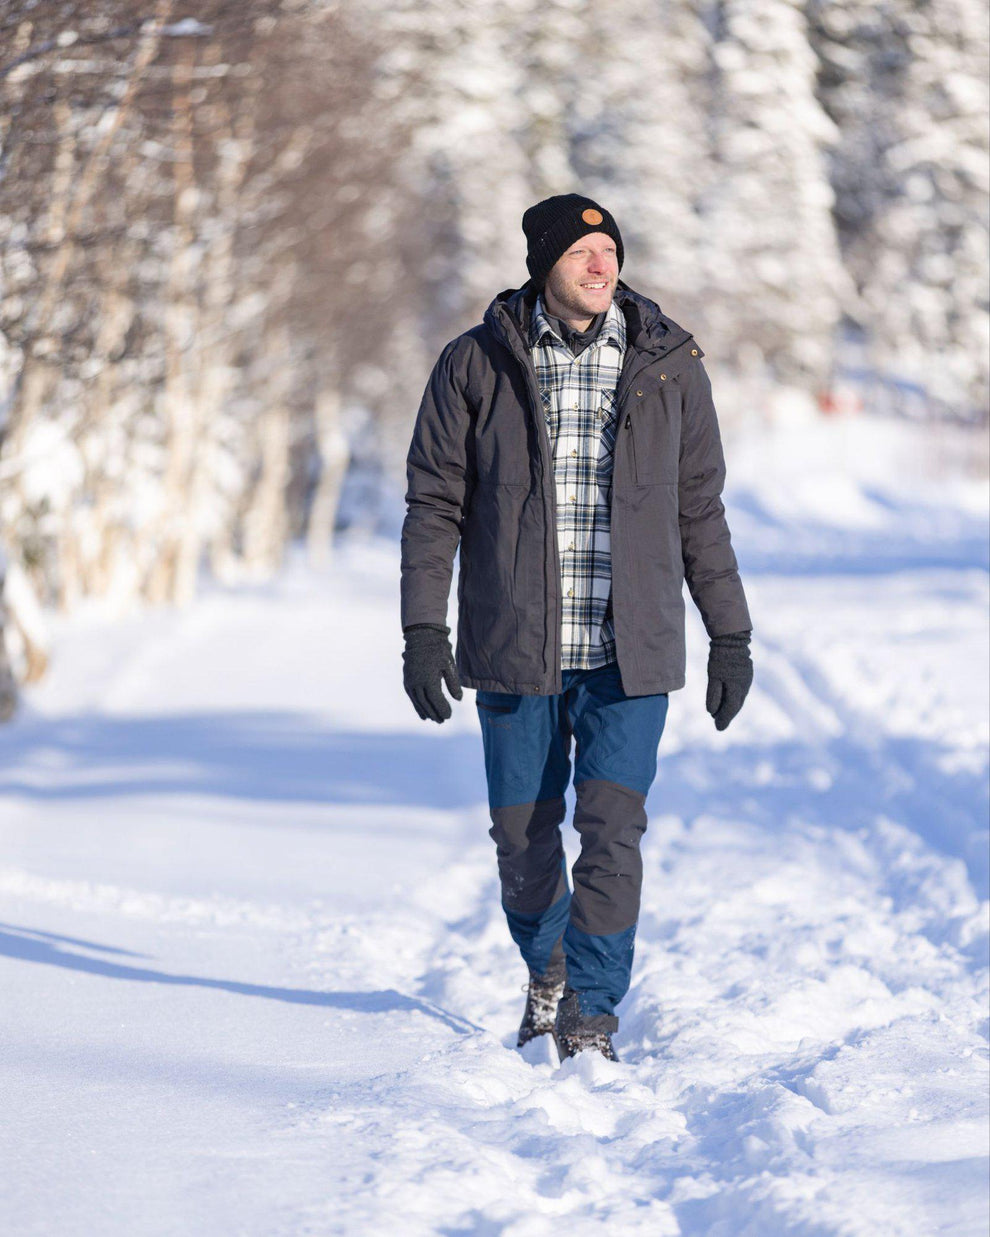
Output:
[{"xmin": 623, "ymin": 383, "xmax": 681, "ymax": 485}]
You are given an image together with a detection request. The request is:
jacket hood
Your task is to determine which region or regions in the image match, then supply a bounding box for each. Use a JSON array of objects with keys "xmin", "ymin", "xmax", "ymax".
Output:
[{"xmin": 483, "ymin": 277, "xmax": 694, "ymax": 358}]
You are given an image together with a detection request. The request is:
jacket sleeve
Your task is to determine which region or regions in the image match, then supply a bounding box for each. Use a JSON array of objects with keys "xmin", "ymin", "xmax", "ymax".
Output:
[
  {"xmin": 677, "ymin": 357, "xmax": 752, "ymax": 637},
  {"xmin": 400, "ymin": 339, "xmax": 475, "ymax": 629}
]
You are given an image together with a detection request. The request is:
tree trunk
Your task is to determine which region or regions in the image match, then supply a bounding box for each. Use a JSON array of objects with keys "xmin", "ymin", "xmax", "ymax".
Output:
[{"xmin": 307, "ymin": 388, "xmax": 349, "ymax": 569}]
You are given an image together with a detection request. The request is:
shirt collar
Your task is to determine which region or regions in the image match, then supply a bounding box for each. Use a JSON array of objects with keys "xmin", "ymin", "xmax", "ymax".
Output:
[{"xmin": 530, "ymin": 294, "xmax": 626, "ymax": 352}]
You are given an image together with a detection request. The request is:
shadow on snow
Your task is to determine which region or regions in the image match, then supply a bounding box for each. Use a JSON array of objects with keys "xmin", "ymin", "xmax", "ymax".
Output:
[
  {"xmin": 0, "ymin": 710, "xmax": 484, "ymax": 809},
  {"xmin": 0, "ymin": 922, "xmax": 479, "ymax": 1035}
]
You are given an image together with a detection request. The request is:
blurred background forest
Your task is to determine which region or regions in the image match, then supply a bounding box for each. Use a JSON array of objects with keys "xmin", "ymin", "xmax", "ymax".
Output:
[{"xmin": 0, "ymin": 0, "xmax": 987, "ymax": 705}]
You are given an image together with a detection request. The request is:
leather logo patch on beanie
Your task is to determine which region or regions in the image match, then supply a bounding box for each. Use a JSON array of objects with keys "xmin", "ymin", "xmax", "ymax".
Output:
[{"xmin": 521, "ymin": 193, "xmax": 624, "ymax": 287}]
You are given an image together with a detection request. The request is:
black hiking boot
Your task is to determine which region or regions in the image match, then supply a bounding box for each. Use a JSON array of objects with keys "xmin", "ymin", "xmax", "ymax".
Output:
[
  {"xmin": 553, "ymin": 986, "xmax": 620, "ymax": 1062},
  {"xmin": 516, "ymin": 960, "xmax": 567, "ymax": 1048}
]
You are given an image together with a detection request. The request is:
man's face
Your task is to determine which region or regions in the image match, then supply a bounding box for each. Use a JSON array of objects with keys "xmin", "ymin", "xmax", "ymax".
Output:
[{"xmin": 544, "ymin": 232, "xmax": 619, "ymax": 321}]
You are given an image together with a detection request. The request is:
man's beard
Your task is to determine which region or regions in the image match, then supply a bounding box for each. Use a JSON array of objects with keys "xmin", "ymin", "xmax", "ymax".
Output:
[{"xmin": 544, "ymin": 274, "xmax": 615, "ymax": 319}]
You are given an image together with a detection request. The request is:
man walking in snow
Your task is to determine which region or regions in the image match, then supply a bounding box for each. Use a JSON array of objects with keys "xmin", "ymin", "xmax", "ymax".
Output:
[{"xmin": 400, "ymin": 194, "xmax": 753, "ymax": 1061}]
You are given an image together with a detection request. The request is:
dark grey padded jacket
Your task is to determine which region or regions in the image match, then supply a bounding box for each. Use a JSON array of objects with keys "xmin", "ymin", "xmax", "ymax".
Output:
[{"xmin": 400, "ymin": 279, "xmax": 751, "ymax": 697}]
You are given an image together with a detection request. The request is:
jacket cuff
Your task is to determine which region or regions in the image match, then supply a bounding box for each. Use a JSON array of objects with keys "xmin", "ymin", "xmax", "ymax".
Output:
[{"xmin": 709, "ymin": 629, "xmax": 751, "ymax": 647}]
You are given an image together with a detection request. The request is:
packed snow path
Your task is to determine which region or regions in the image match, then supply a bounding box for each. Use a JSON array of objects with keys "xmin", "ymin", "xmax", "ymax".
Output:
[{"xmin": 1, "ymin": 421, "xmax": 988, "ymax": 1236}]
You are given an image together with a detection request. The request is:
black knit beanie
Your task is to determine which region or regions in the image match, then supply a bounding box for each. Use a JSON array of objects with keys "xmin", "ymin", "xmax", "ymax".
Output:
[{"xmin": 522, "ymin": 194, "xmax": 624, "ymax": 287}]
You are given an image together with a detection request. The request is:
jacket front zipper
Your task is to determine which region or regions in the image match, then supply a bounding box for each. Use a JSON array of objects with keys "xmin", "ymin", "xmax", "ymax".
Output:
[
  {"xmin": 522, "ymin": 359, "xmax": 563, "ymax": 694},
  {"xmin": 500, "ymin": 317, "xmax": 563, "ymax": 695}
]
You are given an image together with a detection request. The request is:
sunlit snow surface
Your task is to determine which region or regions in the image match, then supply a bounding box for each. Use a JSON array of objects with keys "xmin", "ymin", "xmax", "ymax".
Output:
[{"xmin": 1, "ymin": 415, "xmax": 987, "ymax": 1236}]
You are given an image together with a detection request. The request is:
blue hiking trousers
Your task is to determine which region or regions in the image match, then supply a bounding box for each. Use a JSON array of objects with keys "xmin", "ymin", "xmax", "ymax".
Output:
[{"xmin": 476, "ymin": 660, "xmax": 668, "ymax": 1018}]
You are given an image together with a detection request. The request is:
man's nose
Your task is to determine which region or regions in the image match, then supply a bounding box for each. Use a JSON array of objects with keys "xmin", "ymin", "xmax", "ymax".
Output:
[{"xmin": 587, "ymin": 252, "xmax": 612, "ymax": 273}]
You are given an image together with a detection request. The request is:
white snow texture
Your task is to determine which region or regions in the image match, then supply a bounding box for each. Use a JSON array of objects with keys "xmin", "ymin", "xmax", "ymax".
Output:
[{"xmin": 1, "ymin": 415, "xmax": 987, "ymax": 1236}]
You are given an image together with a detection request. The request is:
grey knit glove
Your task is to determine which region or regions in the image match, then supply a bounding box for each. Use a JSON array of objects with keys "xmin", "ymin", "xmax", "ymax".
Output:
[
  {"xmin": 402, "ymin": 624, "xmax": 463, "ymax": 724},
  {"xmin": 706, "ymin": 631, "xmax": 753, "ymax": 731}
]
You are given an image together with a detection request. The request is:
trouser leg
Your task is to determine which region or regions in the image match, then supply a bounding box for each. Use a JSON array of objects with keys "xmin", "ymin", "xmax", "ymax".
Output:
[
  {"xmin": 562, "ymin": 662, "xmax": 669, "ymax": 1018},
  {"xmin": 476, "ymin": 687, "xmax": 572, "ymax": 977}
]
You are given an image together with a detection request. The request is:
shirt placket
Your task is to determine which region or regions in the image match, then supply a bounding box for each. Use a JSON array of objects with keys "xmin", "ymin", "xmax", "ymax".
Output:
[
  {"xmin": 533, "ymin": 303, "xmax": 625, "ymax": 669},
  {"xmin": 558, "ymin": 357, "xmax": 582, "ymax": 609}
]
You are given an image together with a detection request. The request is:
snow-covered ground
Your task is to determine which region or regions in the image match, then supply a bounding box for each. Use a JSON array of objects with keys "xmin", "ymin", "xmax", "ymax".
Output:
[{"xmin": 1, "ymin": 414, "xmax": 987, "ymax": 1237}]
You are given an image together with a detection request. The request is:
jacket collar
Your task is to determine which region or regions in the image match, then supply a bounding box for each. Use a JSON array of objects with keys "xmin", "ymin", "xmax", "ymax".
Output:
[
  {"xmin": 483, "ymin": 277, "xmax": 693, "ymax": 359},
  {"xmin": 530, "ymin": 292, "xmax": 626, "ymax": 353}
]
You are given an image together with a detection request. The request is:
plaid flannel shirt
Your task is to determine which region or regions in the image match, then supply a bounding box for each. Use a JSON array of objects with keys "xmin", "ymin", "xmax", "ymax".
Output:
[{"xmin": 530, "ymin": 294, "xmax": 627, "ymax": 670}]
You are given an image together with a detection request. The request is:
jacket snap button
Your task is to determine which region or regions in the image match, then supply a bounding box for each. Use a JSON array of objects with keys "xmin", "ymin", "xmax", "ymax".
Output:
[
  {"xmin": 690, "ymin": 348, "xmax": 698, "ymax": 356},
  {"xmin": 636, "ymin": 390, "xmax": 643, "ymax": 396},
  {"xmin": 660, "ymin": 373, "xmax": 667, "ymax": 380},
  {"xmin": 625, "ymin": 416, "xmax": 631, "ymax": 427}
]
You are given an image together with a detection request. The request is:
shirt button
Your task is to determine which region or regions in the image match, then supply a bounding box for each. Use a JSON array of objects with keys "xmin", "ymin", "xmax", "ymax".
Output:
[
  {"xmin": 568, "ymin": 494, "xmax": 576, "ymax": 502},
  {"xmin": 570, "ymin": 448, "xmax": 577, "ymax": 456},
  {"xmin": 567, "ymin": 588, "xmax": 574, "ymax": 597},
  {"xmin": 572, "ymin": 402, "xmax": 579, "ymax": 409},
  {"xmin": 568, "ymin": 541, "xmax": 575, "ymax": 550}
]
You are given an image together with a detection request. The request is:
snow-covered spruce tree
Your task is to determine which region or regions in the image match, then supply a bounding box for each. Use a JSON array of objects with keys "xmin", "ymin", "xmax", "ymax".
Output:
[
  {"xmin": 363, "ymin": 0, "xmax": 532, "ymax": 341},
  {"xmin": 689, "ymin": 0, "xmax": 852, "ymax": 418},
  {"xmin": 578, "ymin": 4, "xmax": 713, "ymax": 315},
  {"xmin": 807, "ymin": 0, "xmax": 990, "ymax": 422}
]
